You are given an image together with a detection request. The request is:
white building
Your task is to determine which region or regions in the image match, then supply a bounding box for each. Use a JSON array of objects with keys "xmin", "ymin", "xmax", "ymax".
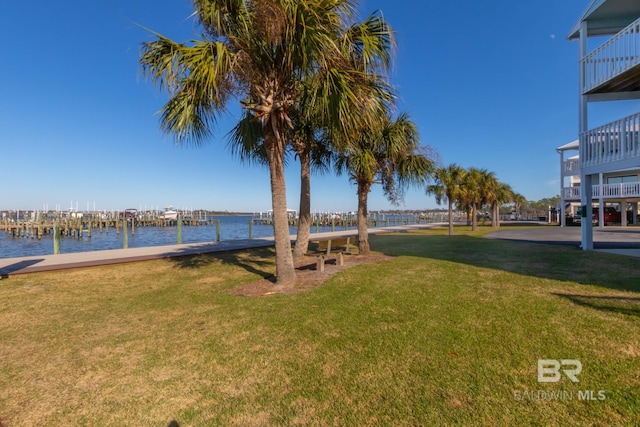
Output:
[{"xmin": 567, "ymin": 0, "xmax": 640, "ymax": 249}]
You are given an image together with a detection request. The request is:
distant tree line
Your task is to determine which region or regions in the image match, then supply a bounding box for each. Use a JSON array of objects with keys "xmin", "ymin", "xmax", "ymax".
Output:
[{"xmin": 426, "ymin": 165, "xmax": 558, "ymax": 235}]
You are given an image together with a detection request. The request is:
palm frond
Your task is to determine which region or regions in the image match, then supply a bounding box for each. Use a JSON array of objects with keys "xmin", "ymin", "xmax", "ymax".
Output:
[
  {"xmin": 140, "ymin": 35, "xmax": 237, "ymax": 145},
  {"xmin": 226, "ymin": 111, "xmax": 268, "ymax": 167},
  {"xmin": 341, "ymin": 11, "xmax": 394, "ymax": 74}
]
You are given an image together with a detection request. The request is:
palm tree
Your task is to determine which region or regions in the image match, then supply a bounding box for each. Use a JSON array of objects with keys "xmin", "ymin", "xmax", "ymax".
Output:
[
  {"xmin": 227, "ymin": 109, "xmax": 329, "ymax": 259},
  {"xmin": 491, "ymin": 182, "xmax": 513, "ymax": 227},
  {"xmin": 460, "ymin": 168, "xmax": 499, "ymax": 231},
  {"xmin": 334, "ymin": 112, "xmax": 433, "ymax": 255},
  {"xmin": 513, "ymin": 193, "xmax": 527, "ymax": 220},
  {"xmin": 289, "ymin": 117, "xmax": 332, "ymax": 259},
  {"xmin": 478, "ymin": 170, "xmax": 499, "ymax": 227},
  {"xmin": 426, "ymin": 164, "xmax": 466, "ymax": 236},
  {"xmin": 140, "ymin": 1, "xmax": 393, "ymax": 286},
  {"xmin": 459, "ymin": 168, "xmax": 480, "ymax": 230}
]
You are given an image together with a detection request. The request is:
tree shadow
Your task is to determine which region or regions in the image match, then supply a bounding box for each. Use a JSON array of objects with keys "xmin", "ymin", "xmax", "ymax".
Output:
[
  {"xmin": 167, "ymin": 421, "xmax": 180, "ymax": 427},
  {"xmin": 169, "ymin": 245, "xmax": 276, "ymax": 280},
  {"xmin": 553, "ymin": 293, "xmax": 640, "ymax": 317},
  {"xmin": 369, "ymin": 233, "xmax": 640, "ymax": 294},
  {"xmin": 0, "ymin": 259, "xmax": 45, "ymax": 279}
]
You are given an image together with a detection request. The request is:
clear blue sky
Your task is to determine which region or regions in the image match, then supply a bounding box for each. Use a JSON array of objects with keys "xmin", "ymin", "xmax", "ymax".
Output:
[{"xmin": 1, "ymin": 0, "xmax": 632, "ymax": 213}]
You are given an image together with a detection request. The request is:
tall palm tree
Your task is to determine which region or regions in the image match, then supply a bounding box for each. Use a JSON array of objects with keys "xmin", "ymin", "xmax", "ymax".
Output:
[
  {"xmin": 289, "ymin": 117, "xmax": 332, "ymax": 259},
  {"xmin": 426, "ymin": 164, "xmax": 466, "ymax": 236},
  {"xmin": 227, "ymin": 109, "xmax": 329, "ymax": 259},
  {"xmin": 459, "ymin": 168, "xmax": 480, "ymax": 231},
  {"xmin": 478, "ymin": 170, "xmax": 499, "ymax": 227},
  {"xmin": 460, "ymin": 168, "xmax": 499, "ymax": 231},
  {"xmin": 513, "ymin": 192, "xmax": 527, "ymax": 220},
  {"xmin": 491, "ymin": 182, "xmax": 513, "ymax": 227},
  {"xmin": 334, "ymin": 112, "xmax": 433, "ymax": 255},
  {"xmin": 140, "ymin": 1, "xmax": 393, "ymax": 286}
]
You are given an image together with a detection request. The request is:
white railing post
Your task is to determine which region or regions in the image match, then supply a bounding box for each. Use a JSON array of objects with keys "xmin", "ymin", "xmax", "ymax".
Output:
[
  {"xmin": 581, "ymin": 112, "xmax": 640, "ymax": 170},
  {"xmin": 581, "ymin": 16, "xmax": 640, "ymax": 93},
  {"xmin": 593, "ymin": 182, "xmax": 640, "ymax": 199}
]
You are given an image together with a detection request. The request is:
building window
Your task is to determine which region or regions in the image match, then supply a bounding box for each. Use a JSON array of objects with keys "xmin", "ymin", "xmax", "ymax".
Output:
[{"xmin": 607, "ymin": 175, "xmax": 638, "ymax": 184}]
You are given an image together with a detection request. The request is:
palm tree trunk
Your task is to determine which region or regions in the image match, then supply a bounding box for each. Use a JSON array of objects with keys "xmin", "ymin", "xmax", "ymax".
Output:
[
  {"xmin": 265, "ymin": 133, "xmax": 296, "ymax": 286},
  {"xmin": 357, "ymin": 181, "xmax": 371, "ymax": 255},
  {"xmin": 472, "ymin": 202, "xmax": 478, "ymax": 231},
  {"xmin": 293, "ymin": 147, "xmax": 311, "ymax": 259},
  {"xmin": 448, "ymin": 199, "xmax": 454, "ymax": 236},
  {"xmin": 492, "ymin": 203, "xmax": 499, "ymax": 227}
]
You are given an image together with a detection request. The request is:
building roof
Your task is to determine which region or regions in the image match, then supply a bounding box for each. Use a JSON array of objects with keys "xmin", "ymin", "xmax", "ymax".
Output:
[
  {"xmin": 568, "ymin": 0, "xmax": 640, "ymax": 40},
  {"xmin": 556, "ymin": 139, "xmax": 579, "ymax": 152}
]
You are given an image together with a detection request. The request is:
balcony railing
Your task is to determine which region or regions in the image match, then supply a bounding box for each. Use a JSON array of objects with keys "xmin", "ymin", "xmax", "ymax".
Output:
[
  {"xmin": 596, "ymin": 182, "xmax": 640, "ymax": 198},
  {"xmin": 580, "ymin": 112, "xmax": 640, "ymax": 168},
  {"xmin": 562, "ymin": 187, "xmax": 582, "ymax": 200},
  {"xmin": 581, "ymin": 16, "xmax": 640, "ymax": 94},
  {"xmin": 562, "ymin": 158, "xmax": 580, "ymax": 175},
  {"xmin": 562, "ymin": 182, "xmax": 640, "ymax": 200}
]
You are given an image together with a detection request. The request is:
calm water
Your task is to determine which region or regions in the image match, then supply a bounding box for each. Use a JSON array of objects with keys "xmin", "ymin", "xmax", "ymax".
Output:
[{"xmin": 0, "ymin": 215, "xmax": 359, "ymax": 258}]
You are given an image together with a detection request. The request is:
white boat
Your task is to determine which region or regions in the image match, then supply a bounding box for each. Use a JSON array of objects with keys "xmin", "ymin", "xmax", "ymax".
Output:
[{"xmin": 162, "ymin": 206, "xmax": 178, "ymax": 220}]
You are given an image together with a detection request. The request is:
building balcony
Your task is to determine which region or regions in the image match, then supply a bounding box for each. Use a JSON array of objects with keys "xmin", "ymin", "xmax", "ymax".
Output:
[
  {"xmin": 581, "ymin": 16, "xmax": 640, "ymax": 95},
  {"xmin": 580, "ymin": 112, "xmax": 640, "ymax": 173},
  {"xmin": 562, "ymin": 158, "xmax": 581, "ymax": 176},
  {"xmin": 562, "ymin": 182, "xmax": 640, "ymax": 200},
  {"xmin": 562, "ymin": 186, "xmax": 582, "ymax": 200}
]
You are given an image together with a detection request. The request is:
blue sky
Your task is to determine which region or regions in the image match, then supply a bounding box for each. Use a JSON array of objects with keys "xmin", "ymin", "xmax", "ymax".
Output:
[{"xmin": 1, "ymin": 0, "xmax": 631, "ymax": 213}]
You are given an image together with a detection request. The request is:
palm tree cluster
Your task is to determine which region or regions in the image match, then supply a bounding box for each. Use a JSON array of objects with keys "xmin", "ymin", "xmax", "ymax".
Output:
[
  {"xmin": 139, "ymin": 0, "xmax": 434, "ymax": 286},
  {"xmin": 427, "ymin": 164, "xmax": 523, "ymax": 235}
]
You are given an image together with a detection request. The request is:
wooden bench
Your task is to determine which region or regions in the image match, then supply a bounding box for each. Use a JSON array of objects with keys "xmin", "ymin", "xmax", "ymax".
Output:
[{"xmin": 311, "ymin": 237, "xmax": 354, "ymax": 255}]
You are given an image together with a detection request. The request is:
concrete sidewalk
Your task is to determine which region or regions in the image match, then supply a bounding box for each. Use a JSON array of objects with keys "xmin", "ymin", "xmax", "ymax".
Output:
[
  {"xmin": 0, "ymin": 223, "xmax": 445, "ymax": 277},
  {"xmin": 486, "ymin": 226, "xmax": 640, "ymax": 257}
]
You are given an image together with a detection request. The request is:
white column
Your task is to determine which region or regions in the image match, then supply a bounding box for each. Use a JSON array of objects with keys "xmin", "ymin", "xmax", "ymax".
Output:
[
  {"xmin": 579, "ymin": 21, "xmax": 593, "ymax": 250},
  {"xmin": 560, "ymin": 150, "xmax": 566, "ymax": 227},
  {"xmin": 581, "ymin": 174, "xmax": 594, "ymax": 250},
  {"xmin": 598, "ymin": 172, "xmax": 605, "ymax": 228},
  {"xmin": 578, "ymin": 21, "xmax": 588, "ymax": 136}
]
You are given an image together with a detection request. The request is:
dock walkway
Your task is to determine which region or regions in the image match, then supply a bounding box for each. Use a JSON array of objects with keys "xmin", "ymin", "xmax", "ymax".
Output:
[{"xmin": 0, "ymin": 223, "xmax": 445, "ymax": 277}]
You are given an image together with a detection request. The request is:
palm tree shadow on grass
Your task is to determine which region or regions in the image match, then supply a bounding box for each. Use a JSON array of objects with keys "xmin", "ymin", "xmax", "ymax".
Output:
[
  {"xmin": 369, "ymin": 233, "xmax": 640, "ymax": 294},
  {"xmin": 552, "ymin": 293, "xmax": 640, "ymax": 317},
  {"xmin": 169, "ymin": 246, "xmax": 276, "ymax": 281}
]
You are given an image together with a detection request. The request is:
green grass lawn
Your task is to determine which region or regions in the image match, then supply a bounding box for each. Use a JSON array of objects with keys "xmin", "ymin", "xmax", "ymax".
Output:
[{"xmin": 1, "ymin": 227, "xmax": 639, "ymax": 426}]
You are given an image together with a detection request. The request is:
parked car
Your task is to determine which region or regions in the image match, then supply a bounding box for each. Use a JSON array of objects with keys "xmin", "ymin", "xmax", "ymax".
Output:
[
  {"xmin": 565, "ymin": 214, "xmax": 581, "ymax": 226},
  {"xmin": 593, "ymin": 207, "xmax": 621, "ymax": 225}
]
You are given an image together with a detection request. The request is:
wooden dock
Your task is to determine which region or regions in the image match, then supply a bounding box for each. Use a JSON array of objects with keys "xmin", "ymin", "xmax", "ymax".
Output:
[
  {"xmin": 251, "ymin": 211, "xmax": 446, "ymax": 229},
  {"xmin": 0, "ymin": 211, "xmax": 215, "ymax": 240}
]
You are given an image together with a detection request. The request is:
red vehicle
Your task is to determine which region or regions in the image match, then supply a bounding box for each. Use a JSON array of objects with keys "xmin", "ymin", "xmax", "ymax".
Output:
[{"xmin": 593, "ymin": 207, "xmax": 621, "ymax": 225}]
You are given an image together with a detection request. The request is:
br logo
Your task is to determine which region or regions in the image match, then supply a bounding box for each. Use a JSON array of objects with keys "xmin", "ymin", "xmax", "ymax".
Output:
[{"xmin": 537, "ymin": 359, "xmax": 582, "ymax": 383}]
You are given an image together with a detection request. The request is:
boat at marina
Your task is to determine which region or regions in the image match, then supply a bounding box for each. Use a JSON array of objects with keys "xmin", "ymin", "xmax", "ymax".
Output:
[{"xmin": 162, "ymin": 207, "xmax": 179, "ymax": 220}]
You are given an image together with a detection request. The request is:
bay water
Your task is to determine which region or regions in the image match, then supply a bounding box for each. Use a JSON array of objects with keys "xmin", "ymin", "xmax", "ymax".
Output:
[{"xmin": 0, "ymin": 215, "xmax": 356, "ymax": 258}]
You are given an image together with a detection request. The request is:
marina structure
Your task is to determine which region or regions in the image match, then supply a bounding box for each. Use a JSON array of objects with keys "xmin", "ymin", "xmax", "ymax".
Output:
[
  {"xmin": 0, "ymin": 209, "xmax": 446, "ymax": 258},
  {"xmin": 0, "ymin": 209, "xmax": 214, "ymax": 240},
  {"xmin": 566, "ymin": 0, "xmax": 640, "ymax": 248}
]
